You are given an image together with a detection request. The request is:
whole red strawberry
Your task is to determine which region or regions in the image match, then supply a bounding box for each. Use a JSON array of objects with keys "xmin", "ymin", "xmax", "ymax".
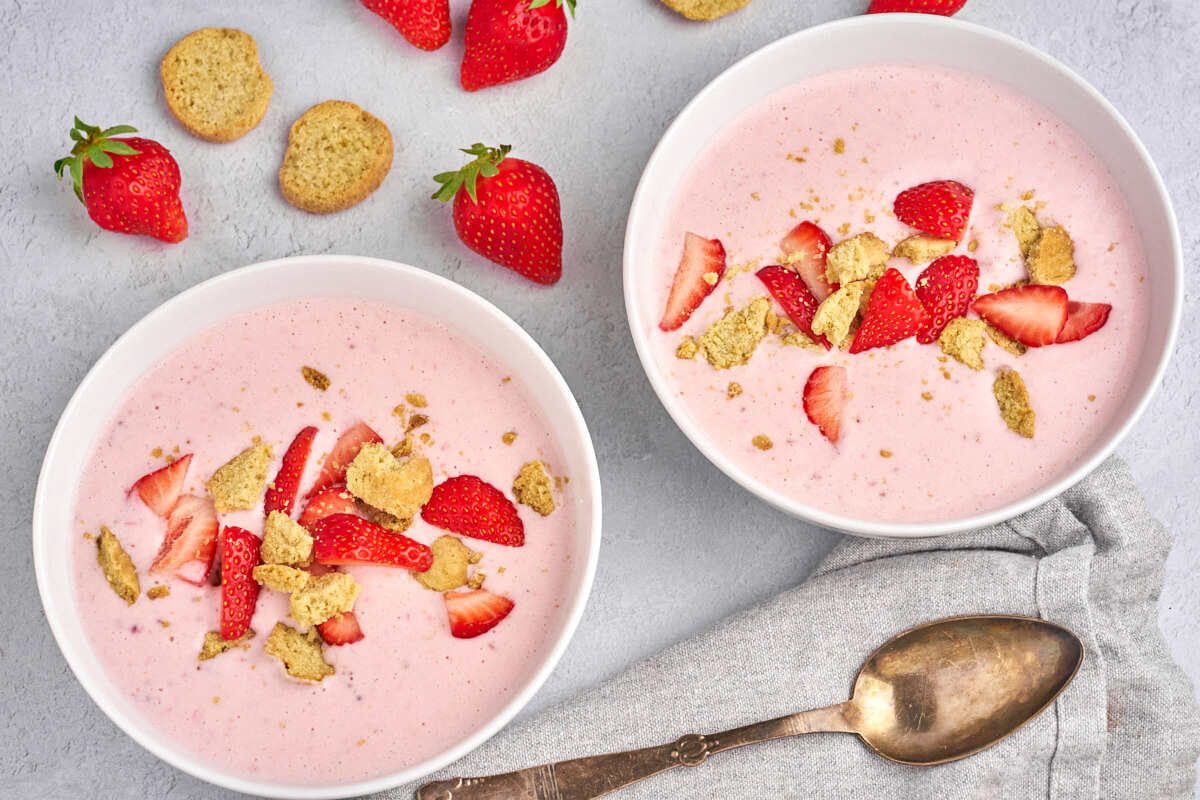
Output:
[
  {"xmin": 54, "ymin": 118, "xmax": 187, "ymax": 243},
  {"xmin": 433, "ymin": 143, "xmax": 563, "ymax": 284},
  {"xmin": 461, "ymin": 0, "xmax": 576, "ymax": 91},
  {"xmin": 361, "ymin": 0, "xmax": 451, "ymax": 51},
  {"xmin": 866, "ymin": 0, "xmax": 967, "ymax": 14}
]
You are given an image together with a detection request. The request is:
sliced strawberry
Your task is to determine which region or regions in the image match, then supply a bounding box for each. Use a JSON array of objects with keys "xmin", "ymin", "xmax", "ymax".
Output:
[
  {"xmin": 444, "ymin": 588, "xmax": 515, "ymax": 639},
  {"xmin": 129, "ymin": 453, "xmax": 193, "ymax": 517},
  {"xmin": 914, "ymin": 255, "xmax": 980, "ymax": 344},
  {"xmin": 318, "ymin": 610, "xmax": 365, "ymax": 646},
  {"xmin": 781, "ymin": 221, "xmax": 837, "ymax": 302},
  {"xmin": 1056, "ymin": 301, "xmax": 1112, "ymax": 344},
  {"xmin": 756, "ymin": 265, "xmax": 831, "ymax": 350},
  {"xmin": 894, "ymin": 180, "xmax": 974, "ymax": 241},
  {"xmin": 220, "ymin": 526, "xmax": 261, "ymax": 641},
  {"xmin": 420, "ymin": 475, "xmax": 525, "ymax": 547},
  {"xmin": 150, "ymin": 494, "xmax": 218, "ymax": 585},
  {"xmin": 305, "ymin": 422, "xmax": 383, "ymax": 498},
  {"xmin": 298, "ymin": 486, "xmax": 360, "ymax": 531},
  {"xmin": 265, "ymin": 426, "xmax": 317, "ymax": 517},
  {"xmin": 312, "ymin": 513, "xmax": 433, "ymax": 571},
  {"xmin": 659, "ymin": 232, "xmax": 726, "ymax": 331},
  {"xmin": 867, "ymin": 0, "xmax": 967, "ymax": 14},
  {"xmin": 849, "ymin": 268, "xmax": 930, "ymax": 354},
  {"xmin": 973, "ymin": 285, "xmax": 1068, "ymax": 347},
  {"xmin": 803, "ymin": 365, "xmax": 849, "ymax": 444}
]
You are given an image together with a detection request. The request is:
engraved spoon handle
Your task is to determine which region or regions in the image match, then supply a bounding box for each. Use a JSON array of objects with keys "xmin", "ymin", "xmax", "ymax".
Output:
[{"xmin": 416, "ymin": 702, "xmax": 853, "ymax": 800}]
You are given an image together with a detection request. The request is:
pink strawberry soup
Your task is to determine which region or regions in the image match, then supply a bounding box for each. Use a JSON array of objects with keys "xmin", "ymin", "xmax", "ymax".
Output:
[
  {"xmin": 646, "ymin": 63, "xmax": 1150, "ymax": 524},
  {"xmin": 71, "ymin": 297, "xmax": 578, "ymax": 786}
]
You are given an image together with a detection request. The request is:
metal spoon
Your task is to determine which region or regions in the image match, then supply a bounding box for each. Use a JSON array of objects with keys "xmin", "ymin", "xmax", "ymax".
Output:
[{"xmin": 417, "ymin": 615, "xmax": 1083, "ymax": 800}]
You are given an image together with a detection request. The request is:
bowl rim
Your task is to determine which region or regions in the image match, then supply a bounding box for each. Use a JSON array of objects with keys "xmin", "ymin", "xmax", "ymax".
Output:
[
  {"xmin": 32, "ymin": 254, "xmax": 604, "ymax": 798},
  {"xmin": 622, "ymin": 14, "xmax": 1183, "ymax": 538}
]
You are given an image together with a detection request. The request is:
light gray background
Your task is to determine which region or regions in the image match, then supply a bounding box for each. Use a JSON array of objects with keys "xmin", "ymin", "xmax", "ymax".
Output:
[{"xmin": 1, "ymin": 0, "xmax": 1196, "ymax": 798}]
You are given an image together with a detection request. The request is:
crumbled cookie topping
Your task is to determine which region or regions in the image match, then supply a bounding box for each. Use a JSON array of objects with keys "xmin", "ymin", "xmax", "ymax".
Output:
[
  {"xmin": 676, "ymin": 335, "xmax": 699, "ymax": 360},
  {"xmin": 346, "ymin": 443, "xmax": 434, "ymax": 519},
  {"xmin": 261, "ymin": 510, "xmax": 314, "ymax": 567},
  {"xmin": 938, "ymin": 318, "xmax": 987, "ymax": 371},
  {"xmin": 207, "ymin": 444, "xmax": 273, "ymax": 512},
  {"xmin": 699, "ymin": 297, "xmax": 770, "ymax": 369},
  {"xmin": 825, "ymin": 232, "xmax": 888, "ymax": 284},
  {"xmin": 414, "ymin": 536, "xmax": 472, "ymax": 592},
  {"xmin": 892, "ymin": 234, "xmax": 956, "ymax": 265},
  {"xmin": 752, "ymin": 435, "xmax": 773, "ymax": 451},
  {"xmin": 1027, "ymin": 225, "xmax": 1076, "ymax": 285},
  {"xmin": 264, "ymin": 622, "xmax": 333, "ymax": 682},
  {"xmin": 96, "ymin": 526, "xmax": 139, "ymax": 606},
  {"xmin": 994, "ymin": 369, "xmax": 1035, "ymax": 438},
  {"xmin": 812, "ymin": 281, "xmax": 866, "ymax": 348},
  {"xmin": 290, "ymin": 572, "xmax": 361, "ymax": 627},
  {"xmin": 199, "ymin": 629, "xmax": 255, "ymax": 661},
  {"xmin": 302, "ymin": 366, "xmax": 330, "ymax": 391},
  {"xmin": 501, "ymin": 432, "xmax": 518, "ymax": 445},
  {"xmin": 513, "ymin": 460, "xmax": 556, "ymax": 516}
]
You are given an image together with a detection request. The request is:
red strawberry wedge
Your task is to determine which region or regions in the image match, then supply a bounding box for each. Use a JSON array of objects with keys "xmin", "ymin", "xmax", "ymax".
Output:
[
  {"xmin": 894, "ymin": 180, "xmax": 974, "ymax": 241},
  {"xmin": 444, "ymin": 588, "xmax": 515, "ymax": 639},
  {"xmin": 318, "ymin": 611, "xmax": 365, "ymax": 646},
  {"xmin": 914, "ymin": 255, "xmax": 980, "ymax": 344},
  {"xmin": 803, "ymin": 366, "xmax": 849, "ymax": 444},
  {"xmin": 265, "ymin": 426, "xmax": 317, "ymax": 517},
  {"xmin": 312, "ymin": 513, "xmax": 434, "ymax": 571},
  {"xmin": 1056, "ymin": 301, "xmax": 1112, "ymax": 344},
  {"xmin": 780, "ymin": 221, "xmax": 837, "ymax": 302},
  {"xmin": 973, "ymin": 285, "xmax": 1068, "ymax": 347},
  {"xmin": 361, "ymin": 0, "xmax": 452, "ymax": 51},
  {"xmin": 130, "ymin": 453, "xmax": 193, "ymax": 517},
  {"xmin": 298, "ymin": 487, "xmax": 360, "ymax": 532},
  {"xmin": 850, "ymin": 268, "xmax": 930, "ymax": 354},
  {"xmin": 306, "ymin": 422, "xmax": 383, "ymax": 498},
  {"xmin": 150, "ymin": 494, "xmax": 218, "ymax": 585},
  {"xmin": 756, "ymin": 265, "xmax": 831, "ymax": 350},
  {"xmin": 867, "ymin": 0, "xmax": 967, "ymax": 15},
  {"xmin": 659, "ymin": 232, "xmax": 727, "ymax": 331},
  {"xmin": 421, "ymin": 475, "xmax": 525, "ymax": 547},
  {"xmin": 220, "ymin": 526, "xmax": 261, "ymax": 641}
]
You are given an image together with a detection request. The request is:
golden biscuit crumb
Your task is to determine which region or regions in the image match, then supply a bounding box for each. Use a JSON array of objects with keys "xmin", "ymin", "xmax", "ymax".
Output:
[
  {"xmin": 96, "ymin": 526, "xmax": 139, "ymax": 606},
  {"xmin": 290, "ymin": 573, "xmax": 361, "ymax": 627},
  {"xmin": 261, "ymin": 510, "xmax": 314, "ymax": 567},
  {"xmin": 150, "ymin": 447, "xmax": 163, "ymax": 458},
  {"xmin": 501, "ymin": 432, "xmax": 518, "ymax": 445},
  {"xmin": 985, "ymin": 322, "xmax": 1028, "ymax": 356},
  {"xmin": 968, "ymin": 239, "xmax": 979, "ymax": 252},
  {"xmin": 812, "ymin": 281, "xmax": 866, "ymax": 348},
  {"xmin": 147, "ymin": 585, "xmax": 170, "ymax": 600},
  {"xmin": 302, "ymin": 366, "xmax": 330, "ymax": 391},
  {"xmin": 207, "ymin": 444, "xmax": 273, "ymax": 512},
  {"xmin": 160, "ymin": 620, "xmax": 171, "ymax": 628},
  {"xmin": 752, "ymin": 435, "xmax": 773, "ymax": 451},
  {"xmin": 405, "ymin": 392, "xmax": 428, "ymax": 408},
  {"xmin": 513, "ymin": 460, "xmax": 556, "ymax": 516},
  {"xmin": 346, "ymin": 443, "xmax": 434, "ymax": 519},
  {"xmin": 676, "ymin": 335, "xmax": 699, "ymax": 360},
  {"xmin": 727, "ymin": 382, "xmax": 743, "ymax": 399},
  {"xmin": 833, "ymin": 137, "xmax": 845, "ymax": 154},
  {"xmin": 199, "ymin": 628, "xmax": 255, "ymax": 661},
  {"xmin": 699, "ymin": 297, "xmax": 770, "ymax": 369},
  {"xmin": 994, "ymin": 369, "xmax": 1035, "ymax": 438},
  {"xmin": 921, "ymin": 391, "xmax": 933, "ymax": 401},
  {"xmin": 892, "ymin": 234, "xmax": 956, "ymax": 265},
  {"xmin": 253, "ymin": 563, "xmax": 311, "ymax": 593},
  {"xmin": 321, "ymin": 411, "xmax": 332, "ymax": 421},
  {"xmin": 264, "ymin": 623, "xmax": 333, "ymax": 681},
  {"xmin": 1011, "ymin": 206, "xmax": 1041, "ymax": 258},
  {"xmin": 391, "ymin": 435, "xmax": 414, "ymax": 459},
  {"xmin": 414, "ymin": 536, "xmax": 471, "ymax": 592},
  {"xmin": 468, "ymin": 572, "xmax": 487, "ymax": 590},
  {"xmin": 1027, "ymin": 225, "xmax": 1076, "ymax": 285},
  {"xmin": 938, "ymin": 318, "xmax": 988, "ymax": 371},
  {"xmin": 825, "ymin": 233, "xmax": 889, "ymax": 284},
  {"xmin": 1088, "ymin": 394, "xmax": 1096, "ymax": 402},
  {"xmin": 468, "ymin": 551, "xmax": 484, "ymax": 565},
  {"xmin": 880, "ymin": 450, "xmax": 893, "ymax": 458},
  {"xmin": 357, "ymin": 501, "xmax": 414, "ymax": 534}
]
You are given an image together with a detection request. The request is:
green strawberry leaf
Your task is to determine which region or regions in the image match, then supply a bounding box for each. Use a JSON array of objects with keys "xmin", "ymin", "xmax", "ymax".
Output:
[
  {"xmin": 529, "ymin": 0, "xmax": 576, "ymax": 17},
  {"xmin": 432, "ymin": 143, "xmax": 513, "ymax": 205},
  {"xmin": 54, "ymin": 117, "xmax": 142, "ymax": 204}
]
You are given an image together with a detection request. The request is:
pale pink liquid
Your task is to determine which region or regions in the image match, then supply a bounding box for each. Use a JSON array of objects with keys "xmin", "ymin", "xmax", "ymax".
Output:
[
  {"xmin": 648, "ymin": 64, "xmax": 1149, "ymax": 524},
  {"xmin": 71, "ymin": 298, "xmax": 577, "ymax": 785}
]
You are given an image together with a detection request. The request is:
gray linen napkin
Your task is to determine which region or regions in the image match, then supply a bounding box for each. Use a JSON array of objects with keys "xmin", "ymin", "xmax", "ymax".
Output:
[{"xmin": 382, "ymin": 456, "xmax": 1199, "ymax": 799}]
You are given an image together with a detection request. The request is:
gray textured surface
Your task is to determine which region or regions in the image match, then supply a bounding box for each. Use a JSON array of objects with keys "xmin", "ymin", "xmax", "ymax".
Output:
[{"xmin": 0, "ymin": 0, "xmax": 1196, "ymax": 798}]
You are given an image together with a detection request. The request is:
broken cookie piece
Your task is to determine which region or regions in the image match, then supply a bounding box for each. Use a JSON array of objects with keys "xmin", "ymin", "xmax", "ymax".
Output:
[
  {"xmin": 264, "ymin": 622, "xmax": 333, "ymax": 682},
  {"xmin": 1027, "ymin": 225, "xmax": 1076, "ymax": 285},
  {"xmin": 938, "ymin": 318, "xmax": 987, "ymax": 371},
  {"xmin": 253, "ymin": 563, "xmax": 310, "ymax": 593},
  {"xmin": 825, "ymin": 232, "xmax": 889, "ymax": 284},
  {"xmin": 985, "ymin": 321, "xmax": 1028, "ymax": 356},
  {"xmin": 261, "ymin": 510, "xmax": 314, "ymax": 567},
  {"xmin": 1011, "ymin": 206, "xmax": 1041, "ymax": 258},
  {"xmin": 414, "ymin": 535, "xmax": 472, "ymax": 592},
  {"xmin": 993, "ymin": 368, "xmax": 1036, "ymax": 438},
  {"xmin": 512, "ymin": 460, "xmax": 556, "ymax": 516},
  {"xmin": 892, "ymin": 234, "xmax": 956, "ymax": 265},
  {"xmin": 199, "ymin": 628, "xmax": 255, "ymax": 661},
  {"xmin": 302, "ymin": 366, "xmax": 330, "ymax": 391},
  {"xmin": 699, "ymin": 296, "xmax": 770, "ymax": 369},
  {"xmin": 345, "ymin": 443, "xmax": 434, "ymax": 519},
  {"xmin": 812, "ymin": 281, "xmax": 866, "ymax": 349},
  {"xmin": 676, "ymin": 335, "xmax": 699, "ymax": 360},
  {"xmin": 207, "ymin": 444, "xmax": 273, "ymax": 513},
  {"xmin": 96, "ymin": 526, "xmax": 139, "ymax": 606},
  {"xmin": 290, "ymin": 572, "xmax": 361, "ymax": 627}
]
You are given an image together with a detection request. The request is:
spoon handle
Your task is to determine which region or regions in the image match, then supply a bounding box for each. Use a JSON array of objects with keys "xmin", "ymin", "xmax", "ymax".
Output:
[{"xmin": 416, "ymin": 703, "xmax": 853, "ymax": 800}]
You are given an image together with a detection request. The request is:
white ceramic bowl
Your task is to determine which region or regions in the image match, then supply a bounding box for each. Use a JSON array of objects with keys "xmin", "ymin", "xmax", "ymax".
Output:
[
  {"xmin": 32, "ymin": 255, "xmax": 602, "ymax": 798},
  {"xmin": 623, "ymin": 15, "xmax": 1181, "ymax": 538}
]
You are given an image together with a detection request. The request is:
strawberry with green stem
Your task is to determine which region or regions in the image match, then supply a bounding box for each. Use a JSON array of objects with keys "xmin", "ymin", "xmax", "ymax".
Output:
[
  {"xmin": 433, "ymin": 143, "xmax": 563, "ymax": 285},
  {"xmin": 461, "ymin": 0, "xmax": 576, "ymax": 92},
  {"xmin": 53, "ymin": 118, "xmax": 188, "ymax": 243}
]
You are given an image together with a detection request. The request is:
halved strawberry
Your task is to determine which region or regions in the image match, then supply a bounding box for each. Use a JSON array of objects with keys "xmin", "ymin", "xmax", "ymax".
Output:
[
  {"xmin": 129, "ymin": 453, "xmax": 193, "ymax": 517},
  {"xmin": 659, "ymin": 232, "xmax": 726, "ymax": 331},
  {"xmin": 318, "ymin": 610, "xmax": 365, "ymax": 646},
  {"xmin": 973, "ymin": 285, "xmax": 1068, "ymax": 347},
  {"xmin": 1056, "ymin": 301, "xmax": 1112, "ymax": 344},
  {"xmin": 914, "ymin": 255, "xmax": 979, "ymax": 344},
  {"xmin": 849, "ymin": 268, "xmax": 930, "ymax": 354},
  {"xmin": 312, "ymin": 513, "xmax": 433, "ymax": 571},
  {"xmin": 781, "ymin": 221, "xmax": 837, "ymax": 302},
  {"xmin": 150, "ymin": 494, "xmax": 218, "ymax": 585},
  {"xmin": 894, "ymin": 180, "xmax": 974, "ymax": 241},
  {"xmin": 265, "ymin": 426, "xmax": 317, "ymax": 517},
  {"xmin": 756, "ymin": 265, "xmax": 831, "ymax": 350},
  {"xmin": 306, "ymin": 422, "xmax": 383, "ymax": 498},
  {"xmin": 803, "ymin": 365, "xmax": 849, "ymax": 444},
  {"xmin": 444, "ymin": 588, "xmax": 515, "ymax": 639},
  {"xmin": 298, "ymin": 486, "xmax": 360, "ymax": 531},
  {"xmin": 421, "ymin": 475, "xmax": 525, "ymax": 547},
  {"xmin": 220, "ymin": 526, "xmax": 261, "ymax": 641}
]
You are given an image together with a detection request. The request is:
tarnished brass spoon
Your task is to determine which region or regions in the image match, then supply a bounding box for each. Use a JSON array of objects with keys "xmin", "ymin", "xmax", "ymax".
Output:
[{"xmin": 418, "ymin": 615, "xmax": 1083, "ymax": 800}]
